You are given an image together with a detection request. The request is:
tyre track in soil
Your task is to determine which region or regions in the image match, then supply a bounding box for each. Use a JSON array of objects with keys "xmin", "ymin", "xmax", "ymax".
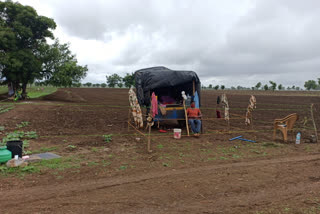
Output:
[{"xmin": 1, "ymin": 154, "xmax": 320, "ymax": 213}]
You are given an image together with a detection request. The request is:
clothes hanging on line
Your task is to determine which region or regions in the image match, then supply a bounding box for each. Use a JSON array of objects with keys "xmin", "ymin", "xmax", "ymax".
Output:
[
  {"xmin": 151, "ymin": 92, "xmax": 158, "ymax": 117},
  {"xmin": 129, "ymin": 87, "xmax": 144, "ymax": 128}
]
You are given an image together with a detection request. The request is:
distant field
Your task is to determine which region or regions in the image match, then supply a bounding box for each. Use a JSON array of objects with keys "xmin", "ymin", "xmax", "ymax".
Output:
[
  {"xmin": 0, "ymin": 86, "xmax": 57, "ymax": 98},
  {"xmin": 203, "ymin": 89, "xmax": 320, "ymax": 97}
]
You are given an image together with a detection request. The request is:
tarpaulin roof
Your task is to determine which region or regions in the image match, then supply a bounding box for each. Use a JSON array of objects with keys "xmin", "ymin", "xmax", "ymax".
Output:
[{"xmin": 134, "ymin": 66, "xmax": 201, "ymax": 106}]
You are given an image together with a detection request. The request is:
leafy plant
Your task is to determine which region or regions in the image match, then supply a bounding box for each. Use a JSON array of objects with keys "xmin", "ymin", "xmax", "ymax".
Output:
[
  {"xmin": 23, "ymin": 140, "xmax": 29, "ymax": 149},
  {"xmin": 0, "ymin": 105, "xmax": 14, "ymax": 114},
  {"xmin": 162, "ymin": 162, "xmax": 171, "ymax": 167},
  {"xmin": 119, "ymin": 165, "xmax": 128, "ymax": 170},
  {"xmin": 157, "ymin": 144, "xmax": 164, "ymax": 149},
  {"xmin": 1, "ymin": 131, "xmax": 38, "ymax": 147},
  {"xmin": 67, "ymin": 145, "xmax": 77, "ymax": 149},
  {"xmin": 24, "ymin": 131, "xmax": 38, "ymax": 139},
  {"xmin": 103, "ymin": 134, "xmax": 112, "ymax": 143},
  {"xmin": 16, "ymin": 121, "xmax": 30, "ymax": 129}
]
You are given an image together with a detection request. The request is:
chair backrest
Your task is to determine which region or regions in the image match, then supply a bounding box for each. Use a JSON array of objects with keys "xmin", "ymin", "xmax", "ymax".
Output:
[{"xmin": 284, "ymin": 113, "xmax": 299, "ymax": 130}]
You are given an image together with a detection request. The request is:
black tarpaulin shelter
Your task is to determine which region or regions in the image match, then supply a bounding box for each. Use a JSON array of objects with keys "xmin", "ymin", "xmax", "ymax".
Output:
[{"xmin": 135, "ymin": 66, "xmax": 201, "ymax": 106}]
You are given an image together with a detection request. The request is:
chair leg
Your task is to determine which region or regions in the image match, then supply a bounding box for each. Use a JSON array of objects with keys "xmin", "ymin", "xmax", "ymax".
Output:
[
  {"xmin": 201, "ymin": 120, "xmax": 204, "ymax": 134},
  {"xmin": 291, "ymin": 130, "xmax": 295, "ymax": 142},
  {"xmin": 281, "ymin": 129, "xmax": 288, "ymax": 142}
]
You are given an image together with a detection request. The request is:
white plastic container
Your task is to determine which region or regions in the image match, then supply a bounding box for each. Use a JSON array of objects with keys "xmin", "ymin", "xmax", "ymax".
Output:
[
  {"xmin": 296, "ymin": 132, "xmax": 301, "ymax": 144},
  {"xmin": 174, "ymin": 129, "xmax": 182, "ymax": 139}
]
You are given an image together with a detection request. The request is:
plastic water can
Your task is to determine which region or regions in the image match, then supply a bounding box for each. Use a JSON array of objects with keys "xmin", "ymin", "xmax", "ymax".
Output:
[{"xmin": 296, "ymin": 132, "xmax": 301, "ymax": 144}]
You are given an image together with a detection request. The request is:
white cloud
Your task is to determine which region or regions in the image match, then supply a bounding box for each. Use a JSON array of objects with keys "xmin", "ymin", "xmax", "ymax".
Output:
[{"xmin": 17, "ymin": 0, "xmax": 320, "ymax": 87}]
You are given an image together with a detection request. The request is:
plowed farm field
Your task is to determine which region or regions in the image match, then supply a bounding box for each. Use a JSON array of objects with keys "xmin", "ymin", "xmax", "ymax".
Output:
[{"xmin": 0, "ymin": 88, "xmax": 320, "ymax": 214}]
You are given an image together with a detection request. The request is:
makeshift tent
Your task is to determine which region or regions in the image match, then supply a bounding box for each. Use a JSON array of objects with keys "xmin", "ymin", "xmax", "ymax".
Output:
[{"xmin": 135, "ymin": 66, "xmax": 201, "ymax": 107}]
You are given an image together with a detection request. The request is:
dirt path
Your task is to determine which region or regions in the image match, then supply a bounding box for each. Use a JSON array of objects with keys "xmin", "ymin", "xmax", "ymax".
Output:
[{"xmin": 2, "ymin": 154, "xmax": 320, "ymax": 213}]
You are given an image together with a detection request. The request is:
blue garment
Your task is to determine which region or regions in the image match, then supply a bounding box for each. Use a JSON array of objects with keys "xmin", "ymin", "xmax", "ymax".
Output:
[
  {"xmin": 194, "ymin": 91, "xmax": 200, "ymax": 108},
  {"xmin": 189, "ymin": 119, "xmax": 201, "ymax": 133}
]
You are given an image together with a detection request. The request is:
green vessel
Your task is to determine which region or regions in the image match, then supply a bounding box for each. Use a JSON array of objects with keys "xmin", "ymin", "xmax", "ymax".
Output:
[{"xmin": 0, "ymin": 146, "xmax": 12, "ymax": 163}]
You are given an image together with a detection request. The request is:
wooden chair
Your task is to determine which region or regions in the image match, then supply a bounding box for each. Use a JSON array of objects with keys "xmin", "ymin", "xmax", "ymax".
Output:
[{"xmin": 273, "ymin": 113, "xmax": 299, "ymax": 142}]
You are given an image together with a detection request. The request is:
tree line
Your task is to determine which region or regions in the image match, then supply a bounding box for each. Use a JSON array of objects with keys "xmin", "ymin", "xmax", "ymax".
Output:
[
  {"xmin": 67, "ymin": 73, "xmax": 135, "ymax": 88},
  {"xmin": 202, "ymin": 78, "xmax": 320, "ymax": 91}
]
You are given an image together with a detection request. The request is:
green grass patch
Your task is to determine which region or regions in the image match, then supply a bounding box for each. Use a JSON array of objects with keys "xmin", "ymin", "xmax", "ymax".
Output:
[
  {"xmin": 88, "ymin": 161, "xmax": 99, "ymax": 167},
  {"xmin": 157, "ymin": 144, "xmax": 164, "ymax": 149},
  {"xmin": 0, "ymin": 165, "xmax": 40, "ymax": 177},
  {"xmin": 27, "ymin": 86, "xmax": 57, "ymax": 98},
  {"xmin": 0, "ymin": 86, "xmax": 8, "ymax": 94},
  {"xmin": 262, "ymin": 142, "xmax": 283, "ymax": 148},
  {"xmin": 119, "ymin": 165, "xmax": 128, "ymax": 170},
  {"xmin": 35, "ymin": 158, "xmax": 80, "ymax": 171},
  {"xmin": 0, "ymin": 156, "xmax": 82, "ymax": 178}
]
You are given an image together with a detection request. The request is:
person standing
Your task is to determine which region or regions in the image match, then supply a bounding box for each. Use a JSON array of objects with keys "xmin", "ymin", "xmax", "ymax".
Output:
[{"xmin": 187, "ymin": 101, "xmax": 202, "ymax": 136}]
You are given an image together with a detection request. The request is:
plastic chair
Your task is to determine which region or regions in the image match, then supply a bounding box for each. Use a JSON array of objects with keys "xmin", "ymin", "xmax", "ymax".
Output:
[{"xmin": 273, "ymin": 113, "xmax": 299, "ymax": 142}]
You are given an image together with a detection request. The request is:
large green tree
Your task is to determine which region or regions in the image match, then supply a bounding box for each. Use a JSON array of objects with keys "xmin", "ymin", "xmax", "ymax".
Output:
[
  {"xmin": 304, "ymin": 80, "xmax": 317, "ymax": 90},
  {"xmin": 269, "ymin": 81, "xmax": 277, "ymax": 91},
  {"xmin": 41, "ymin": 41, "xmax": 87, "ymax": 87},
  {"xmin": 106, "ymin": 73, "xmax": 122, "ymax": 88},
  {"xmin": 122, "ymin": 73, "xmax": 135, "ymax": 88},
  {"xmin": 255, "ymin": 82, "xmax": 262, "ymax": 90},
  {"xmin": 0, "ymin": 1, "xmax": 87, "ymax": 98}
]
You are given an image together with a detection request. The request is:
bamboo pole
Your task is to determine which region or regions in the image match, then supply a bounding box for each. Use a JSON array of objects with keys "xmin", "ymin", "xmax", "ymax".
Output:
[
  {"xmin": 127, "ymin": 121, "xmax": 146, "ymax": 137},
  {"xmin": 127, "ymin": 109, "xmax": 131, "ymax": 131},
  {"xmin": 147, "ymin": 125, "xmax": 152, "ymax": 153},
  {"xmin": 183, "ymin": 100, "xmax": 190, "ymax": 136},
  {"xmin": 310, "ymin": 104, "xmax": 318, "ymax": 143}
]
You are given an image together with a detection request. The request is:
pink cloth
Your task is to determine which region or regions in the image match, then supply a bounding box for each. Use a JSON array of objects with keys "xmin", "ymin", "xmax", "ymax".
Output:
[{"xmin": 151, "ymin": 92, "xmax": 158, "ymax": 117}]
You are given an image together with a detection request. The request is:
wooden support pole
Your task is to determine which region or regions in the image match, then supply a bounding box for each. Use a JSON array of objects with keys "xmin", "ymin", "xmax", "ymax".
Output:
[
  {"xmin": 127, "ymin": 121, "xmax": 146, "ymax": 137},
  {"xmin": 147, "ymin": 125, "xmax": 152, "ymax": 153},
  {"xmin": 310, "ymin": 104, "xmax": 318, "ymax": 143},
  {"xmin": 183, "ymin": 100, "xmax": 190, "ymax": 136},
  {"xmin": 127, "ymin": 109, "xmax": 131, "ymax": 131}
]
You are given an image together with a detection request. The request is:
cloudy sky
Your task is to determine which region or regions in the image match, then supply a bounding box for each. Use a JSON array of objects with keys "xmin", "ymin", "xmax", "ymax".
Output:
[{"xmin": 19, "ymin": 0, "xmax": 320, "ymax": 87}]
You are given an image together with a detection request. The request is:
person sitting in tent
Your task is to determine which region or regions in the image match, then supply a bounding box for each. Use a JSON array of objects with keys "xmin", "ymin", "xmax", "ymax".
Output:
[{"xmin": 187, "ymin": 101, "xmax": 202, "ymax": 136}]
